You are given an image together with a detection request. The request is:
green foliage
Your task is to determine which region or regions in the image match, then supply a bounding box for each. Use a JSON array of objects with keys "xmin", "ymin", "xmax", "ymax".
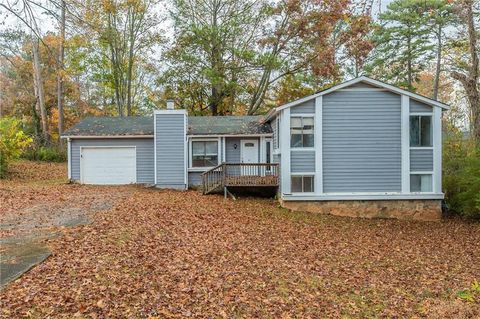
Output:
[
  {"xmin": 0, "ymin": 117, "xmax": 33, "ymax": 178},
  {"xmin": 457, "ymin": 280, "xmax": 480, "ymax": 303},
  {"xmin": 443, "ymin": 129, "xmax": 480, "ymax": 219},
  {"xmin": 22, "ymin": 146, "xmax": 67, "ymax": 163},
  {"xmin": 365, "ymin": 0, "xmax": 454, "ymax": 90}
]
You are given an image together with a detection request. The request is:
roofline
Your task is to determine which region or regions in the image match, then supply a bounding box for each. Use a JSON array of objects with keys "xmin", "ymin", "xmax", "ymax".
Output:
[
  {"xmin": 271, "ymin": 76, "xmax": 449, "ymax": 116},
  {"xmin": 264, "ymin": 108, "xmax": 277, "ymax": 122},
  {"xmin": 61, "ymin": 135, "xmax": 154, "ymax": 139},
  {"xmin": 154, "ymin": 109, "xmax": 187, "ymax": 115}
]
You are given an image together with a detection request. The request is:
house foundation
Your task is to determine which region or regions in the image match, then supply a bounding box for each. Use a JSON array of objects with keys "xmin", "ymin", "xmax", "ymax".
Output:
[{"xmin": 280, "ymin": 199, "xmax": 442, "ymax": 221}]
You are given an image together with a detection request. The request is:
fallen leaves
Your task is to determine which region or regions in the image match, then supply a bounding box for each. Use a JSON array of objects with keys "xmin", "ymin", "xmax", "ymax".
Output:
[{"xmin": 1, "ymin": 161, "xmax": 480, "ymax": 318}]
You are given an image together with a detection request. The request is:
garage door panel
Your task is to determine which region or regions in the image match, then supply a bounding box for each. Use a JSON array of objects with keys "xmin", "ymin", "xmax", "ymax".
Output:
[{"xmin": 81, "ymin": 147, "xmax": 136, "ymax": 185}]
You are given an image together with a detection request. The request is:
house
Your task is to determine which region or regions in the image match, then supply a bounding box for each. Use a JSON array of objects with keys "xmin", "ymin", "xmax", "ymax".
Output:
[{"xmin": 62, "ymin": 76, "xmax": 449, "ymax": 221}]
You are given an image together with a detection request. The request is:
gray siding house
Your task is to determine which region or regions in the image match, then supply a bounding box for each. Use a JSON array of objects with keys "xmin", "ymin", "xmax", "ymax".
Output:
[{"xmin": 62, "ymin": 76, "xmax": 449, "ymax": 220}]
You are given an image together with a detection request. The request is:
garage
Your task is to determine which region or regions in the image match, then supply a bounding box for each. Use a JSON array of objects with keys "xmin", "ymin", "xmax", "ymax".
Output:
[{"xmin": 80, "ymin": 147, "xmax": 136, "ymax": 185}]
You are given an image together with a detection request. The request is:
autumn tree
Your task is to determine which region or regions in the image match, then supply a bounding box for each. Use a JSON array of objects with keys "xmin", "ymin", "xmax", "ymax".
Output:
[
  {"xmin": 339, "ymin": 15, "xmax": 374, "ymax": 78},
  {"xmin": 162, "ymin": 0, "xmax": 267, "ymax": 115},
  {"xmin": 32, "ymin": 36, "xmax": 49, "ymax": 143},
  {"xmin": 450, "ymin": 0, "xmax": 480, "ymax": 141},
  {"xmin": 77, "ymin": 0, "xmax": 162, "ymax": 116},
  {"xmin": 57, "ymin": 0, "xmax": 66, "ymax": 146},
  {"xmin": 163, "ymin": 0, "xmax": 362, "ymax": 115}
]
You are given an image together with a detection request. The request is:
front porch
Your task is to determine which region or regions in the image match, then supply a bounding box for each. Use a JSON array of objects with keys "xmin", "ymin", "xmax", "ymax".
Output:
[{"xmin": 201, "ymin": 163, "xmax": 279, "ymax": 195}]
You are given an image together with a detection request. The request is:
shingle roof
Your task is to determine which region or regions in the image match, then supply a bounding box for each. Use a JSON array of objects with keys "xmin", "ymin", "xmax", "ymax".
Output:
[
  {"xmin": 188, "ymin": 116, "xmax": 271, "ymax": 135},
  {"xmin": 62, "ymin": 115, "xmax": 272, "ymax": 137},
  {"xmin": 62, "ymin": 116, "xmax": 154, "ymax": 136}
]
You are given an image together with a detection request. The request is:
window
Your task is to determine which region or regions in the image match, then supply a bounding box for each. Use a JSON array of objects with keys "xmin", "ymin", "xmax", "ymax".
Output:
[
  {"xmin": 291, "ymin": 175, "xmax": 314, "ymax": 192},
  {"xmin": 275, "ymin": 117, "xmax": 280, "ymax": 149},
  {"xmin": 191, "ymin": 141, "xmax": 218, "ymax": 168},
  {"xmin": 410, "ymin": 174, "xmax": 432, "ymax": 192},
  {"xmin": 410, "ymin": 116, "xmax": 432, "ymax": 147},
  {"xmin": 266, "ymin": 141, "xmax": 271, "ymax": 164},
  {"xmin": 291, "ymin": 117, "xmax": 314, "ymax": 148}
]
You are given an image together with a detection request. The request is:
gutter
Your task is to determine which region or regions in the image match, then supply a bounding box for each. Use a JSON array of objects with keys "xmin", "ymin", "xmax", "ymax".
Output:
[{"xmin": 61, "ymin": 135, "xmax": 154, "ymax": 139}]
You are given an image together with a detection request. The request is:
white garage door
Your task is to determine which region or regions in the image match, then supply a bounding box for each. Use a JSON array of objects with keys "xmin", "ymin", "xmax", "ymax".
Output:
[{"xmin": 81, "ymin": 147, "xmax": 136, "ymax": 185}]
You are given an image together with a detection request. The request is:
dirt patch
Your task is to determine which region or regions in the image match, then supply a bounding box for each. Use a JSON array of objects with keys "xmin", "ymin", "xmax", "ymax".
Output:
[{"xmin": 0, "ymin": 161, "xmax": 133, "ymax": 289}]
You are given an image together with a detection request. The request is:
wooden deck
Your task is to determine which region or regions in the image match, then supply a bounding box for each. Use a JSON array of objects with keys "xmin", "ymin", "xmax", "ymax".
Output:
[{"xmin": 201, "ymin": 163, "xmax": 279, "ymax": 194}]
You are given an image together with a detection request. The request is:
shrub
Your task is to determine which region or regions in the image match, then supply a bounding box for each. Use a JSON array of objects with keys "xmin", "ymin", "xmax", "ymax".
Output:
[
  {"xmin": 443, "ymin": 131, "xmax": 480, "ymax": 219},
  {"xmin": 457, "ymin": 280, "xmax": 480, "ymax": 303},
  {"xmin": 0, "ymin": 118, "xmax": 33, "ymax": 178},
  {"xmin": 22, "ymin": 146, "xmax": 67, "ymax": 162}
]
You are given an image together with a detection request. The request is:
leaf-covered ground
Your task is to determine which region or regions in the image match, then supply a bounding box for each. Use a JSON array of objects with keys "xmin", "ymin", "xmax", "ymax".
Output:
[{"xmin": 1, "ymin": 161, "xmax": 479, "ymax": 318}]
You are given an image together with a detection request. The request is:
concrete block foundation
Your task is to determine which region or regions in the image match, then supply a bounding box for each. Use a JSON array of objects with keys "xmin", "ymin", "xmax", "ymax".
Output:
[{"xmin": 280, "ymin": 199, "xmax": 442, "ymax": 221}]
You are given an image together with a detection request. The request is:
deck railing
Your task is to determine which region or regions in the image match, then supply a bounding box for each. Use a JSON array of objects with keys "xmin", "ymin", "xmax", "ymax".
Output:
[{"xmin": 201, "ymin": 163, "xmax": 279, "ymax": 194}]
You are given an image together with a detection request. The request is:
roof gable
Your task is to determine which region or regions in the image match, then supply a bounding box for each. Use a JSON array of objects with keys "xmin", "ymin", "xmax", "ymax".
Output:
[{"xmin": 274, "ymin": 76, "xmax": 449, "ymax": 113}]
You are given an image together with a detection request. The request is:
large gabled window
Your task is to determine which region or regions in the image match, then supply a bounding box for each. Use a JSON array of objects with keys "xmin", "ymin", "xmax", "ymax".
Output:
[
  {"xmin": 191, "ymin": 141, "xmax": 218, "ymax": 168},
  {"xmin": 291, "ymin": 116, "xmax": 314, "ymax": 148}
]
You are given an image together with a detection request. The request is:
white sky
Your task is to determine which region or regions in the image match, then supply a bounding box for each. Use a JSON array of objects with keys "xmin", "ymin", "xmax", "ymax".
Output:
[{"xmin": 0, "ymin": 0, "xmax": 394, "ymax": 34}]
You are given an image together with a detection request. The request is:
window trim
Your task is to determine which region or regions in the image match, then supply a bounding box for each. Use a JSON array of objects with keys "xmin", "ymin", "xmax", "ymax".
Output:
[
  {"xmin": 188, "ymin": 138, "xmax": 221, "ymax": 171},
  {"xmin": 410, "ymin": 114, "xmax": 433, "ymax": 147},
  {"xmin": 290, "ymin": 174, "xmax": 315, "ymax": 194},
  {"xmin": 264, "ymin": 138, "xmax": 273, "ymax": 163},
  {"xmin": 274, "ymin": 117, "xmax": 280, "ymax": 150},
  {"xmin": 290, "ymin": 116, "xmax": 315, "ymax": 148},
  {"xmin": 409, "ymin": 171, "xmax": 434, "ymax": 193}
]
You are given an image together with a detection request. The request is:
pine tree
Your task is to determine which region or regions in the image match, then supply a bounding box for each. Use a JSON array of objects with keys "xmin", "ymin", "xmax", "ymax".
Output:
[{"xmin": 366, "ymin": 0, "xmax": 435, "ymax": 91}]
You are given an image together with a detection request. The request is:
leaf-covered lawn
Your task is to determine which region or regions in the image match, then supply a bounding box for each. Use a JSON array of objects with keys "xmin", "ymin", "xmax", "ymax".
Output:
[{"xmin": 1, "ymin": 161, "xmax": 479, "ymax": 318}]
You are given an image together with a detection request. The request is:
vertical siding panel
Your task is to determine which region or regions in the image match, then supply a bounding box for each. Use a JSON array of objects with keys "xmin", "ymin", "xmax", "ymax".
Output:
[
  {"xmin": 155, "ymin": 113, "xmax": 186, "ymax": 189},
  {"xmin": 322, "ymin": 90, "xmax": 402, "ymax": 192}
]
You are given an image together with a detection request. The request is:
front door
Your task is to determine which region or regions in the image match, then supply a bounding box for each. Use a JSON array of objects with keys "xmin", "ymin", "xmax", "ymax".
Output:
[{"xmin": 241, "ymin": 139, "xmax": 259, "ymax": 175}]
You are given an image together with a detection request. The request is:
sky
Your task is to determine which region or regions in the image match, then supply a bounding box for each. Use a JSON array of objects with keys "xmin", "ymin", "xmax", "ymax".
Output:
[{"xmin": 0, "ymin": 0, "xmax": 395, "ymax": 35}]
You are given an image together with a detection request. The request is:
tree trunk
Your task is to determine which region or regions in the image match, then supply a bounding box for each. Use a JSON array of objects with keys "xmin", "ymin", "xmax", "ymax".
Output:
[
  {"xmin": 407, "ymin": 34, "xmax": 412, "ymax": 89},
  {"xmin": 57, "ymin": 0, "xmax": 66, "ymax": 146},
  {"xmin": 126, "ymin": 6, "xmax": 138, "ymax": 117},
  {"xmin": 452, "ymin": 0, "xmax": 479, "ymax": 140},
  {"xmin": 210, "ymin": 87, "xmax": 219, "ymax": 116},
  {"xmin": 31, "ymin": 102, "xmax": 40, "ymax": 138},
  {"xmin": 126, "ymin": 33, "xmax": 134, "ymax": 116},
  {"xmin": 32, "ymin": 38, "xmax": 49, "ymax": 144},
  {"xmin": 248, "ymin": 68, "xmax": 271, "ymax": 115},
  {"xmin": 107, "ymin": 11, "xmax": 124, "ymax": 117},
  {"xmin": 433, "ymin": 25, "xmax": 442, "ymax": 100}
]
